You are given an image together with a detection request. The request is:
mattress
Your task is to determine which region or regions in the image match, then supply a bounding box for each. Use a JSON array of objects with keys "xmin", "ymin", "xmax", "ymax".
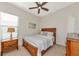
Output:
[{"xmin": 24, "ymin": 34, "xmax": 54, "ymax": 56}]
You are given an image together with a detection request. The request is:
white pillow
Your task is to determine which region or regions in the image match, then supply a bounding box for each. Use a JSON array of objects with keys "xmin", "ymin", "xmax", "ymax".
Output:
[
  {"xmin": 40, "ymin": 31, "xmax": 54, "ymax": 37},
  {"xmin": 40, "ymin": 31, "xmax": 43, "ymax": 35},
  {"xmin": 45, "ymin": 31, "xmax": 54, "ymax": 36},
  {"xmin": 40, "ymin": 31, "xmax": 47, "ymax": 36},
  {"xmin": 41, "ymin": 35, "xmax": 54, "ymax": 39}
]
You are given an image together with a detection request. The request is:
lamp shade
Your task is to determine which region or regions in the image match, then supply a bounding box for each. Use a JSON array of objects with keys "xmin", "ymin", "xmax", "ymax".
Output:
[{"xmin": 7, "ymin": 27, "xmax": 15, "ymax": 32}]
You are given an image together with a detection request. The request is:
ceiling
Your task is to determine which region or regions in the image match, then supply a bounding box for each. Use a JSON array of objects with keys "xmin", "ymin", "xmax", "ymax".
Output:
[{"xmin": 11, "ymin": 2, "xmax": 74, "ymax": 17}]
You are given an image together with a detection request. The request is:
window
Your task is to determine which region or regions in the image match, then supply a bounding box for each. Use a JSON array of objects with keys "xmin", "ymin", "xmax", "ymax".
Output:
[{"xmin": 0, "ymin": 12, "xmax": 18, "ymax": 40}]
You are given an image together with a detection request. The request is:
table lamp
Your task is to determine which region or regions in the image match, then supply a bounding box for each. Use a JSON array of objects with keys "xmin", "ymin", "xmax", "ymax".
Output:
[{"xmin": 7, "ymin": 27, "xmax": 15, "ymax": 40}]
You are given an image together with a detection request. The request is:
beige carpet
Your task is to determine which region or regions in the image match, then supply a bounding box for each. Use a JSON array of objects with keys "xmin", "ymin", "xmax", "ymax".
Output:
[{"xmin": 3, "ymin": 45, "xmax": 65, "ymax": 56}]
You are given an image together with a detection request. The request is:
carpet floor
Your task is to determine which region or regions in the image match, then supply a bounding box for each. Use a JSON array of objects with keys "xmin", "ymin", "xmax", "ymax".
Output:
[{"xmin": 3, "ymin": 45, "xmax": 66, "ymax": 56}]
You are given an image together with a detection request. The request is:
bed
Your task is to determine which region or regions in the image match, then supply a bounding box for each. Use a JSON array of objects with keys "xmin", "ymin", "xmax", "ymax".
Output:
[{"xmin": 23, "ymin": 28, "xmax": 56, "ymax": 56}]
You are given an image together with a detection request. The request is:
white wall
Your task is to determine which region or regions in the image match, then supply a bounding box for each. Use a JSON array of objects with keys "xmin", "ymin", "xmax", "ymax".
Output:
[
  {"xmin": 0, "ymin": 2, "xmax": 79, "ymax": 47},
  {"xmin": 40, "ymin": 14, "xmax": 68, "ymax": 46},
  {"xmin": 40, "ymin": 3, "xmax": 79, "ymax": 46},
  {"xmin": 0, "ymin": 2, "xmax": 41, "ymax": 46}
]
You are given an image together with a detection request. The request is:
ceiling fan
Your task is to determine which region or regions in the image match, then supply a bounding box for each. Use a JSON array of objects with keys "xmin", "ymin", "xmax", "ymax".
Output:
[{"xmin": 29, "ymin": 2, "xmax": 49, "ymax": 14}]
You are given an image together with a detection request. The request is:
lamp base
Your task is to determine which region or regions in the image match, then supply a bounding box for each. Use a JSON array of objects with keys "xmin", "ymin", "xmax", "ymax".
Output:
[{"xmin": 10, "ymin": 32, "xmax": 13, "ymax": 40}]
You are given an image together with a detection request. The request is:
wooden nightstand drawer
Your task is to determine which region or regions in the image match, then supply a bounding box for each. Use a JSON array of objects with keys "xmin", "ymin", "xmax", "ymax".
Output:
[
  {"xmin": 2, "ymin": 40, "xmax": 17, "ymax": 46},
  {"xmin": 1, "ymin": 39, "xmax": 18, "ymax": 56}
]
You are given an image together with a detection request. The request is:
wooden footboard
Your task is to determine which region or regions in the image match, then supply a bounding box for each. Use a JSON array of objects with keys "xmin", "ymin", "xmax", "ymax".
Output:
[
  {"xmin": 23, "ymin": 39, "xmax": 54, "ymax": 56},
  {"xmin": 41, "ymin": 46, "xmax": 52, "ymax": 55},
  {"xmin": 23, "ymin": 39, "xmax": 38, "ymax": 56}
]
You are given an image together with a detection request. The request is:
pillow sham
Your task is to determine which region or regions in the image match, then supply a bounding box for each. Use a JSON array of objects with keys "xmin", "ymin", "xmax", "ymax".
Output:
[
  {"xmin": 41, "ymin": 31, "xmax": 47, "ymax": 36},
  {"xmin": 40, "ymin": 35, "xmax": 54, "ymax": 39},
  {"xmin": 40, "ymin": 31, "xmax": 53, "ymax": 36},
  {"xmin": 45, "ymin": 31, "xmax": 54, "ymax": 36}
]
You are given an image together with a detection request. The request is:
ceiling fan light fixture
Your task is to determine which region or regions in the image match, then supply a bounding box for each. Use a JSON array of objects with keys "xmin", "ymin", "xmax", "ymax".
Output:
[
  {"xmin": 38, "ymin": 7, "xmax": 41, "ymax": 9},
  {"xmin": 29, "ymin": 2, "xmax": 49, "ymax": 14}
]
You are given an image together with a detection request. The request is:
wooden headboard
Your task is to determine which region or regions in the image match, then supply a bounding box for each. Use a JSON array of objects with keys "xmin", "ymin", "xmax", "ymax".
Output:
[{"xmin": 41, "ymin": 28, "xmax": 56, "ymax": 44}]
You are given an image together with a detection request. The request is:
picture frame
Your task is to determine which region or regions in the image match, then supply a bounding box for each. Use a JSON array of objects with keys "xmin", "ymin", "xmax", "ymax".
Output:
[{"xmin": 28, "ymin": 22, "xmax": 36, "ymax": 29}]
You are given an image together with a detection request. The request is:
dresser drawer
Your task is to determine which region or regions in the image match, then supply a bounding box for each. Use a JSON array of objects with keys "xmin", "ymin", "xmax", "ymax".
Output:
[
  {"xmin": 1, "ymin": 39, "xmax": 18, "ymax": 53},
  {"xmin": 71, "ymin": 40, "xmax": 79, "ymax": 48},
  {"xmin": 2, "ymin": 40, "xmax": 17, "ymax": 45},
  {"xmin": 66, "ymin": 38, "xmax": 79, "ymax": 56}
]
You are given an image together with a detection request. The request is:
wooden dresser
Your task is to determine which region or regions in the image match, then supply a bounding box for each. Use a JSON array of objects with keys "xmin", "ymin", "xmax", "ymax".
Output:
[
  {"xmin": 1, "ymin": 39, "xmax": 18, "ymax": 56},
  {"xmin": 66, "ymin": 38, "xmax": 79, "ymax": 56}
]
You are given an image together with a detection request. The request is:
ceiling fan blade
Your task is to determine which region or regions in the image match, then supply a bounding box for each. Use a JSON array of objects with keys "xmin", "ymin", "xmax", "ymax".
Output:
[
  {"xmin": 29, "ymin": 7, "xmax": 38, "ymax": 9},
  {"xmin": 41, "ymin": 2, "xmax": 48, "ymax": 6},
  {"xmin": 41, "ymin": 7, "xmax": 49, "ymax": 11},
  {"xmin": 35, "ymin": 2, "xmax": 40, "ymax": 7},
  {"xmin": 38, "ymin": 9, "xmax": 40, "ymax": 14}
]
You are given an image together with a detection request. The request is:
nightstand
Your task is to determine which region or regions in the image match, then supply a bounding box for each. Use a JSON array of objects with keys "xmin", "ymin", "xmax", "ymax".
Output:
[{"xmin": 1, "ymin": 39, "xmax": 18, "ymax": 56}]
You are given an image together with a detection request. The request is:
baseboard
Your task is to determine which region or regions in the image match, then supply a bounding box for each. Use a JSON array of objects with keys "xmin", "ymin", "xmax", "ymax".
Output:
[{"xmin": 56, "ymin": 42, "xmax": 66, "ymax": 47}]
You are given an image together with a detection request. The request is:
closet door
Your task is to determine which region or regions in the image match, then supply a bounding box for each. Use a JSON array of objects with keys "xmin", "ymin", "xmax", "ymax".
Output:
[{"xmin": 67, "ymin": 16, "xmax": 76, "ymax": 33}]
